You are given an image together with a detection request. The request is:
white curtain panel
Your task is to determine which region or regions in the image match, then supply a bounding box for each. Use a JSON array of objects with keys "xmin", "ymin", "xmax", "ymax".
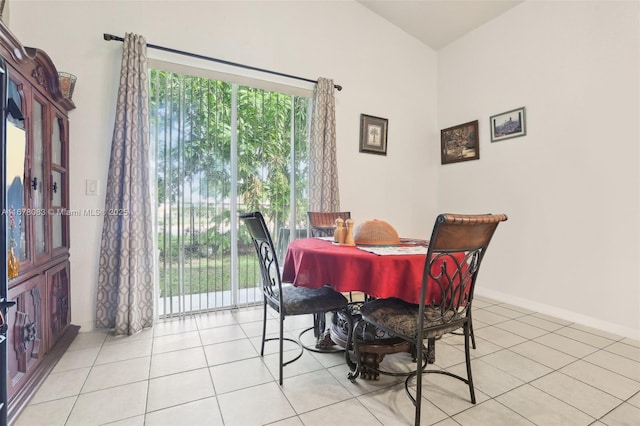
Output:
[
  {"xmin": 96, "ymin": 33, "xmax": 154, "ymax": 336},
  {"xmin": 308, "ymin": 77, "xmax": 340, "ymax": 211}
]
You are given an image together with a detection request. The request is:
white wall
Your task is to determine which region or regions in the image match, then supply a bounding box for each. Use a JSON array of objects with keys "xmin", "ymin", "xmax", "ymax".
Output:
[
  {"xmin": 438, "ymin": 1, "xmax": 640, "ymax": 338},
  {"xmin": 8, "ymin": 1, "xmax": 438, "ymax": 331}
]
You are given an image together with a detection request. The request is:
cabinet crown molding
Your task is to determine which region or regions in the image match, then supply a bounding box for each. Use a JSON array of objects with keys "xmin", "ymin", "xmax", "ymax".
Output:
[{"xmin": 0, "ymin": 21, "xmax": 75, "ymax": 111}]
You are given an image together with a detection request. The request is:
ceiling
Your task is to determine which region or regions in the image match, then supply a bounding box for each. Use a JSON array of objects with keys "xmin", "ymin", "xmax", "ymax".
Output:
[{"xmin": 359, "ymin": 0, "xmax": 523, "ymax": 50}]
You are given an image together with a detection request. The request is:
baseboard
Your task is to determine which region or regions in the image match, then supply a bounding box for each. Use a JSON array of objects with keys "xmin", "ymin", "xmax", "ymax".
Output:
[{"xmin": 475, "ymin": 288, "xmax": 639, "ymax": 341}]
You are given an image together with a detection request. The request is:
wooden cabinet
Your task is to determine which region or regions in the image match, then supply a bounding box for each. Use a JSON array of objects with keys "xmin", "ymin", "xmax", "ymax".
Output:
[
  {"xmin": 0, "ymin": 21, "xmax": 79, "ymax": 423},
  {"xmin": 45, "ymin": 261, "xmax": 71, "ymax": 349}
]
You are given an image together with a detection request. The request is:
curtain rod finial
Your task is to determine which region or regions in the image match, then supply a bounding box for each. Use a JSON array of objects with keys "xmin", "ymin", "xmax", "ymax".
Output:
[{"xmin": 335, "ymin": 84, "xmax": 342, "ymax": 92}]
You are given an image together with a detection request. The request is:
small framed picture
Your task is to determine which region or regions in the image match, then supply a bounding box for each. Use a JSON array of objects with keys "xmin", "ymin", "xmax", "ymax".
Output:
[
  {"xmin": 359, "ymin": 114, "xmax": 388, "ymax": 155},
  {"xmin": 490, "ymin": 107, "xmax": 526, "ymax": 142},
  {"xmin": 440, "ymin": 120, "xmax": 479, "ymax": 165}
]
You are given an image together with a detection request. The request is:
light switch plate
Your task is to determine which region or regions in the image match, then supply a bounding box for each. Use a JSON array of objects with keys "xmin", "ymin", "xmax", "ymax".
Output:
[{"xmin": 86, "ymin": 179, "xmax": 98, "ymax": 196}]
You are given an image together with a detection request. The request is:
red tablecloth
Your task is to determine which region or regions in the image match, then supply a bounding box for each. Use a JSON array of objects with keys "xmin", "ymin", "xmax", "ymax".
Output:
[{"xmin": 282, "ymin": 238, "xmax": 457, "ymax": 305}]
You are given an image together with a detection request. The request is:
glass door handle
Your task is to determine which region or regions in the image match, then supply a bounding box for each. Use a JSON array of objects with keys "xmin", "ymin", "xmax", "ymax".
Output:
[{"xmin": 0, "ymin": 298, "xmax": 16, "ymax": 309}]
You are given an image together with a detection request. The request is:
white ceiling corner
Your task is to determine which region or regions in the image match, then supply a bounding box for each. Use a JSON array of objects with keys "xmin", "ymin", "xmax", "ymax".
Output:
[{"xmin": 358, "ymin": 0, "xmax": 523, "ymax": 50}]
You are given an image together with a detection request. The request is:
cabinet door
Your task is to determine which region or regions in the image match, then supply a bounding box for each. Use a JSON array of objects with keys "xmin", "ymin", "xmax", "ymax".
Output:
[
  {"xmin": 46, "ymin": 261, "xmax": 70, "ymax": 348},
  {"xmin": 6, "ymin": 276, "xmax": 45, "ymax": 398},
  {"xmin": 6, "ymin": 76, "xmax": 31, "ymax": 271},
  {"xmin": 31, "ymin": 97, "xmax": 48, "ymax": 260},
  {"xmin": 50, "ymin": 113, "xmax": 69, "ymax": 253}
]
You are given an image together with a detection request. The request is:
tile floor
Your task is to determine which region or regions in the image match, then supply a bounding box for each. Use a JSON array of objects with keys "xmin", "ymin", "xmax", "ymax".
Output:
[{"xmin": 14, "ymin": 296, "xmax": 640, "ymax": 426}]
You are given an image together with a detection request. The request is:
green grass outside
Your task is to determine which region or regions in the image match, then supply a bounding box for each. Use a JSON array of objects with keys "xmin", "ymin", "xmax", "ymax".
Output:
[{"xmin": 158, "ymin": 253, "xmax": 260, "ymax": 297}]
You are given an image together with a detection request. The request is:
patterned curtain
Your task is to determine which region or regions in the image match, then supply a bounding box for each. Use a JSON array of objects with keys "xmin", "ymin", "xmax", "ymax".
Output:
[
  {"xmin": 308, "ymin": 78, "xmax": 340, "ymax": 211},
  {"xmin": 95, "ymin": 33, "xmax": 154, "ymax": 336}
]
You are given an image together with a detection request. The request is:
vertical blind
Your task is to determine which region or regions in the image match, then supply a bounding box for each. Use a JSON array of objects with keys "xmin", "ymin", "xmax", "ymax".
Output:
[{"xmin": 150, "ymin": 67, "xmax": 311, "ymax": 317}]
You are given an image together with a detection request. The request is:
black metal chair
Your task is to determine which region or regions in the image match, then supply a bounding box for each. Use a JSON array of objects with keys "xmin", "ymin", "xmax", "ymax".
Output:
[
  {"xmin": 347, "ymin": 213, "xmax": 507, "ymax": 426},
  {"xmin": 239, "ymin": 211, "xmax": 349, "ymax": 385},
  {"xmin": 307, "ymin": 211, "xmax": 351, "ymax": 238}
]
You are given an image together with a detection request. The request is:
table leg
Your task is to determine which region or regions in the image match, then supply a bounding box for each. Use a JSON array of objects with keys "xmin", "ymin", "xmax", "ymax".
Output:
[
  {"xmin": 333, "ymin": 307, "xmax": 412, "ymax": 381},
  {"xmin": 350, "ymin": 339, "xmax": 412, "ymax": 380}
]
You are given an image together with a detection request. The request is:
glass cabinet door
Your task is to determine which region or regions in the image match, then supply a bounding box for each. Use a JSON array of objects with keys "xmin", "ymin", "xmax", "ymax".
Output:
[
  {"xmin": 51, "ymin": 114, "xmax": 68, "ymax": 250},
  {"xmin": 51, "ymin": 115, "xmax": 62, "ymax": 166},
  {"xmin": 32, "ymin": 100, "xmax": 46, "ymax": 257},
  {"xmin": 51, "ymin": 171, "xmax": 63, "ymax": 248},
  {"xmin": 6, "ymin": 79, "xmax": 28, "ymax": 265}
]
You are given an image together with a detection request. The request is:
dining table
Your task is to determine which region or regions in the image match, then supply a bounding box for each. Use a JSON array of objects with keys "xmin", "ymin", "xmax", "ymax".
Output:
[
  {"xmin": 282, "ymin": 237, "xmax": 435, "ymax": 303},
  {"xmin": 282, "ymin": 237, "xmax": 459, "ymax": 380}
]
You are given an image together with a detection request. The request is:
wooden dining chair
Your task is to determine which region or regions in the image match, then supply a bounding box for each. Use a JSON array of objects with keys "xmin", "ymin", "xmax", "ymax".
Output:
[
  {"xmin": 239, "ymin": 211, "xmax": 349, "ymax": 385},
  {"xmin": 306, "ymin": 211, "xmax": 366, "ymax": 302},
  {"xmin": 347, "ymin": 213, "xmax": 507, "ymax": 426},
  {"xmin": 307, "ymin": 211, "xmax": 351, "ymax": 238}
]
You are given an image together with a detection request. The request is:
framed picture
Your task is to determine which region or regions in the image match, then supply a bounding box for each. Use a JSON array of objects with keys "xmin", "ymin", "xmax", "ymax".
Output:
[
  {"xmin": 440, "ymin": 120, "xmax": 479, "ymax": 165},
  {"xmin": 359, "ymin": 114, "xmax": 388, "ymax": 155},
  {"xmin": 490, "ymin": 106, "xmax": 526, "ymax": 142}
]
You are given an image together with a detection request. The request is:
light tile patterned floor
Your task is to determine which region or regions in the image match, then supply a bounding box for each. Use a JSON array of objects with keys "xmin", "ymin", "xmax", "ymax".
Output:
[{"xmin": 14, "ymin": 297, "xmax": 640, "ymax": 425}]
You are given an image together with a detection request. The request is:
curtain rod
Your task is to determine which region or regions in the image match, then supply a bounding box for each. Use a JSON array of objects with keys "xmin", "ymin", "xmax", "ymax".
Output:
[{"xmin": 103, "ymin": 33, "xmax": 342, "ymax": 91}]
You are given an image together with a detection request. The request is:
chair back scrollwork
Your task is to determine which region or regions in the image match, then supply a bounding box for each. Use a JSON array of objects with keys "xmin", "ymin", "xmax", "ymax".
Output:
[
  {"xmin": 419, "ymin": 213, "xmax": 508, "ymax": 339},
  {"xmin": 240, "ymin": 212, "xmax": 283, "ymax": 312}
]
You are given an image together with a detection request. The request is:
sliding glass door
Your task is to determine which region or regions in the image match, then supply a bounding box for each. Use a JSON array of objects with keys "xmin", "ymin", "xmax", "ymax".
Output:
[{"xmin": 150, "ymin": 69, "xmax": 310, "ymax": 316}]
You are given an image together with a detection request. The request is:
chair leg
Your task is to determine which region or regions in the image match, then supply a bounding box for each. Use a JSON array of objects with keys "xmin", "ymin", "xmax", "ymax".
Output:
[
  {"xmin": 426, "ymin": 338, "xmax": 436, "ymax": 364},
  {"xmin": 279, "ymin": 312, "xmax": 285, "ymax": 386},
  {"xmin": 313, "ymin": 312, "xmax": 326, "ymax": 339},
  {"xmin": 468, "ymin": 310, "xmax": 476, "ymax": 349},
  {"xmin": 347, "ymin": 319, "xmax": 364, "ymax": 381},
  {"xmin": 464, "ymin": 323, "xmax": 476, "ymax": 404},
  {"xmin": 260, "ymin": 300, "xmax": 267, "ymax": 356},
  {"xmin": 258, "ymin": 305, "xmax": 304, "ymax": 386},
  {"xmin": 414, "ymin": 340, "xmax": 423, "ymax": 426}
]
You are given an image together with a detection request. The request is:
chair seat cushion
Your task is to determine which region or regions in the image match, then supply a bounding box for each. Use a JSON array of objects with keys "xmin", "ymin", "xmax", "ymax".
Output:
[
  {"xmin": 360, "ymin": 297, "xmax": 465, "ymax": 339},
  {"xmin": 279, "ymin": 284, "xmax": 348, "ymax": 316}
]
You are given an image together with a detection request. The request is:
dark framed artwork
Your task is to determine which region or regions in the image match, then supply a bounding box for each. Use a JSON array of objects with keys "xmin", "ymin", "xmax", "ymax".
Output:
[
  {"xmin": 440, "ymin": 120, "xmax": 479, "ymax": 165},
  {"xmin": 490, "ymin": 106, "xmax": 526, "ymax": 142},
  {"xmin": 359, "ymin": 114, "xmax": 388, "ymax": 155}
]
